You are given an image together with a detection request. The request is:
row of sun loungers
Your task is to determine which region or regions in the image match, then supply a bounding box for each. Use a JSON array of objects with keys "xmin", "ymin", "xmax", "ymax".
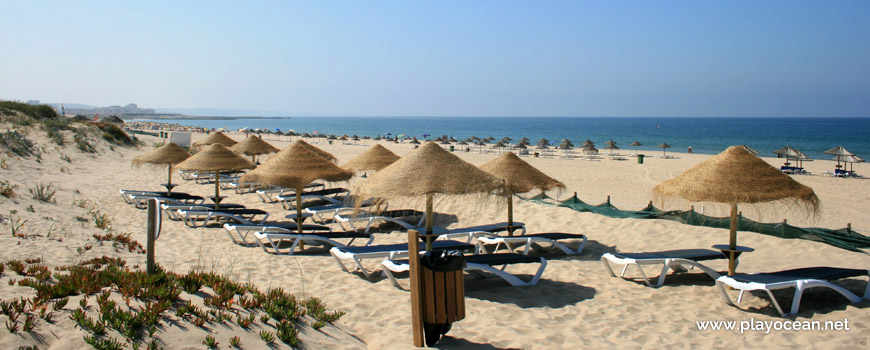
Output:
[
  {"xmin": 601, "ymin": 248, "xmax": 870, "ymax": 316},
  {"xmin": 124, "ymin": 181, "xmax": 868, "ymax": 316}
]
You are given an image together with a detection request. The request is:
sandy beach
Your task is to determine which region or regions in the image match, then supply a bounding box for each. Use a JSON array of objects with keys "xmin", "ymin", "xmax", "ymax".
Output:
[{"xmin": 2, "ymin": 127, "xmax": 869, "ymax": 349}]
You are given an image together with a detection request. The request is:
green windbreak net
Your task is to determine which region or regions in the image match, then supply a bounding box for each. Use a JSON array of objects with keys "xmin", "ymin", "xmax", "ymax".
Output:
[{"xmin": 522, "ymin": 193, "xmax": 870, "ymax": 253}]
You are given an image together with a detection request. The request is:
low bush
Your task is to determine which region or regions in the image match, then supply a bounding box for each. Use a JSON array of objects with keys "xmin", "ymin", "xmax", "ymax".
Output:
[
  {"xmin": 0, "ymin": 101, "xmax": 58, "ymax": 120},
  {"xmin": 0, "ymin": 131, "xmax": 36, "ymax": 157}
]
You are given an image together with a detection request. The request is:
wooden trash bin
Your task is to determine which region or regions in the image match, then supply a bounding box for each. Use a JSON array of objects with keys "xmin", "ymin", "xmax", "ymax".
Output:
[
  {"xmin": 410, "ymin": 230, "xmax": 467, "ymax": 347},
  {"xmin": 420, "ymin": 261, "xmax": 465, "ymax": 324}
]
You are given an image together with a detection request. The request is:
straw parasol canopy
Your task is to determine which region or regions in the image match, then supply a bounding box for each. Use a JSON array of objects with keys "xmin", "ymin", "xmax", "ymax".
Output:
[
  {"xmin": 343, "ymin": 144, "xmax": 401, "ymax": 172},
  {"xmin": 480, "ymin": 152, "xmax": 565, "ymax": 232},
  {"xmin": 176, "ymin": 144, "xmax": 254, "ymax": 209},
  {"xmin": 836, "ymin": 154, "xmax": 864, "ymax": 172},
  {"xmin": 241, "ymin": 141, "xmax": 353, "ymax": 235},
  {"xmin": 629, "ymin": 141, "xmax": 643, "ymax": 155},
  {"xmin": 825, "ymin": 146, "xmax": 856, "ymax": 169},
  {"xmin": 653, "ymin": 146, "xmax": 819, "ymax": 275},
  {"xmin": 296, "ymin": 139, "xmax": 337, "ymax": 162},
  {"xmin": 357, "ymin": 142, "xmax": 504, "ymax": 248},
  {"xmin": 738, "ymin": 145, "xmax": 760, "ymax": 155},
  {"xmin": 192, "ymin": 131, "xmax": 237, "ymax": 149},
  {"xmin": 658, "ymin": 142, "xmax": 671, "ymax": 157},
  {"xmin": 131, "ymin": 143, "xmax": 191, "ymax": 194},
  {"xmin": 230, "ymin": 135, "xmax": 279, "ymax": 163}
]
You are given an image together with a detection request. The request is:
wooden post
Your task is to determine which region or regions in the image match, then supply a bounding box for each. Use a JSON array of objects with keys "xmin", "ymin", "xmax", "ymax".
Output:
[
  {"xmin": 728, "ymin": 204, "xmax": 738, "ymax": 275},
  {"xmin": 425, "ymin": 193, "xmax": 434, "ymax": 250},
  {"xmin": 507, "ymin": 192, "xmax": 514, "ymax": 236},
  {"xmin": 296, "ymin": 190, "xmax": 305, "ymax": 251},
  {"xmin": 606, "ymin": 195, "xmax": 611, "ymax": 205},
  {"xmin": 166, "ymin": 165, "xmax": 173, "ymax": 195},
  {"xmin": 214, "ymin": 170, "xmax": 221, "ymax": 210},
  {"xmin": 408, "ymin": 230, "xmax": 424, "ymax": 347},
  {"xmin": 146, "ymin": 199, "xmax": 158, "ymax": 275}
]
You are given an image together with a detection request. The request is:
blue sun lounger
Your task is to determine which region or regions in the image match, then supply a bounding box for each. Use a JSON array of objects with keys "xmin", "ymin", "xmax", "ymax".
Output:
[
  {"xmin": 716, "ymin": 267, "xmax": 870, "ymax": 316},
  {"xmin": 330, "ymin": 240, "xmax": 475, "ymax": 278},
  {"xmin": 382, "ymin": 253, "xmax": 548, "ymax": 289},
  {"xmin": 601, "ymin": 249, "xmax": 728, "ymax": 287}
]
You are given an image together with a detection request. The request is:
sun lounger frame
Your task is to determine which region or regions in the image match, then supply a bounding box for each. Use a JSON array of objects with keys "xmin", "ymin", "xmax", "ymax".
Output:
[
  {"xmin": 477, "ymin": 232, "xmax": 587, "ymax": 255},
  {"xmin": 382, "ymin": 253, "xmax": 548, "ymax": 289},
  {"xmin": 715, "ymin": 267, "xmax": 870, "ymax": 316},
  {"xmin": 601, "ymin": 249, "xmax": 727, "ymax": 287}
]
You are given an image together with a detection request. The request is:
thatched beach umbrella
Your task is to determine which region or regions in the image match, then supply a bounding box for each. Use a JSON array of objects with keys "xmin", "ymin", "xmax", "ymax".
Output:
[
  {"xmin": 297, "ymin": 139, "xmax": 337, "ymax": 162},
  {"xmin": 653, "ymin": 146, "xmax": 819, "ymax": 275},
  {"xmin": 241, "ymin": 141, "xmax": 353, "ymax": 234},
  {"xmin": 824, "ymin": 146, "xmax": 856, "ymax": 169},
  {"xmin": 176, "ymin": 144, "xmax": 254, "ymax": 210},
  {"xmin": 230, "ymin": 135, "xmax": 279, "ymax": 164},
  {"xmin": 738, "ymin": 145, "xmax": 760, "ymax": 155},
  {"xmin": 131, "ymin": 143, "xmax": 191, "ymax": 194},
  {"xmin": 343, "ymin": 144, "xmax": 401, "ymax": 172},
  {"xmin": 836, "ymin": 154, "xmax": 864, "ymax": 173},
  {"xmin": 192, "ymin": 131, "xmax": 237, "ymax": 149},
  {"xmin": 358, "ymin": 142, "xmax": 504, "ymax": 249},
  {"xmin": 629, "ymin": 141, "xmax": 643, "ymax": 155},
  {"xmin": 658, "ymin": 143, "xmax": 671, "ymax": 157},
  {"xmin": 604, "ymin": 143, "xmax": 619, "ymax": 155},
  {"xmin": 480, "ymin": 152, "xmax": 564, "ymax": 234}
]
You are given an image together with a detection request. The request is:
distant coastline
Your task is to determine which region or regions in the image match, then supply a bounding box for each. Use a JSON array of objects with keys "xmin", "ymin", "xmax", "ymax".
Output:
[{"xmin": 125, "ymin": 115, "xmax": 293, "ymax": 121}]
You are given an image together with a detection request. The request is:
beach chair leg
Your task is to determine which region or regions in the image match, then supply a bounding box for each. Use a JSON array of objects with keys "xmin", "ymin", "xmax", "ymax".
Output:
[
  {"xmin": 737, "ymin": 290, "xmax": 745, "ymax": 303},
  {"xmin": 331, "ymin": 254, "xmax": 352, "ymax": 273},
  {"xmin": 353, "ymin": 257, "xmax": 372, "ymax": 278},
  {"xmin": 382, "ymin": 269, "xmax": 408, "ymax": 290},
  {"xmin": 716, "ymin": 281, "xmax": 735, "ymax": 305},
  {"xmin": 765, "ymin": 289, "xmax": 788, "ymax": 316},
  {"xmin": 600, "ymin": 257, "xmax": 618, "ymax": 278},
  {"xmin": 634, "ymin": 264, "xmax": 654, "ymax": 287},
  {"xmin": 655, "ymin": 263, "xmax": 671, "ymax": 287}
]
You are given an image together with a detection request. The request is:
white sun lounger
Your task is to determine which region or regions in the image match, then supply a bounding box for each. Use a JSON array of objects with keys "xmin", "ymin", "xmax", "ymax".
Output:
[
  {"xmin": 303, "ymin": 198, "xmax": 387, "ymax": 224},
  {"xmin": 159, "ymin": 202, "xmax": 246, "ymax": 220},
  {"xmin": 255, "ymin": 183, "xmax": 325, "ymax": 203},
  {"xmin": 251, "ymin": 227, "xmax": 374, "ymax": 255},
  {"xmin": 436, "ymin": 222, "xmax": 527, "ymax": 243},
  {"xmin": 329, "ymin": 240, "xmax": 476, "ymax": 278},
  {"xmin": 120, "ymin": 190, "xmax": 202, "ymax": 205},
  {"xmin": 382, "ymin": 253, "xmax": 548, "ymax": 289},
  {"xmin": 716, "ymin": 267, "xmax": 870, "ymax": 316},
  {"xmin": 276, "ymin": 188, "xmax": 349, "ymax": 209},
  {"xmin": 176, "ymin": 208, "xmax": 269, "ymax": 228},
  {"xmin": 334, "ymin": 209, "xmax": 426, "ymax": 233},
  {"xmin": 601, "ymin": 249, "xmax": 728, "ymax": 287},
  {"xmin": 477, "ymin": 232, "xmax": 587, "ymax": 255},
  {"xmin": 222, "ymin": 221, "xmax": 333, "ymax": 246}
]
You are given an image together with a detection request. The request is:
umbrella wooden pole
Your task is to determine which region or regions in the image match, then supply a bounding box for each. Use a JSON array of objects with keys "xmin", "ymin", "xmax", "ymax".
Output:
[
  {"xmin": 507, "ymin": 193, "xmax": 514, "ymax": 236},
  {"xmin": 214, "ymin": 170, "xmax": 220, "ymax": 211},
  {"xmin": 728, "ymin": 204, "xmax": 738, "ymax": 275},
  {"xmin": 297, "ymin": 190, "xmax": 305, "ymax": 250},
  {"xmin": 166, "ymin": 165, "xmax": 173, "ymax": 195},
  {"xmin": 425, "ymin": 193, "xmax": 434, "ymax": 250}
]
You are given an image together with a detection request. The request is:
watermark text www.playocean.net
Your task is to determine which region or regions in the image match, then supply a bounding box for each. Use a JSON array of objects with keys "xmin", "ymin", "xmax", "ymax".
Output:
[{"xmin": 696, "ymin": 318, "xmax": 850, "ymax": 334}]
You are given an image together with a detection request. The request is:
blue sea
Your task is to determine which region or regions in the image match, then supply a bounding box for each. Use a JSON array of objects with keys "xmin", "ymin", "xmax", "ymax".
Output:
[{"xmin": 132, "ymin": 117, "xmax": 869, "ymax": 160}]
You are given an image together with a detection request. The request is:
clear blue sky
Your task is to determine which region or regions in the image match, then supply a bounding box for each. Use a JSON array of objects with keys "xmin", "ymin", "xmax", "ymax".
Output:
[{"xmin": 1, "ymin": 1, "xmax": 868, "ymax": 117}]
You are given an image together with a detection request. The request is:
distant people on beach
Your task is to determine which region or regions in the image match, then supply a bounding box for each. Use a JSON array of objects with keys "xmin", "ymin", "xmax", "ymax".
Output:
[{"xmin": 688, "ymin": 146, "xmax": 693, "ymax": 153}]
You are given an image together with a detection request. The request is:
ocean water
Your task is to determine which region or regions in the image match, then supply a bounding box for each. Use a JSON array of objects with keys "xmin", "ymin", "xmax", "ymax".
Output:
[{"xmin": 132, "ymin": 117, "xmax": 870, "ymax": 160}]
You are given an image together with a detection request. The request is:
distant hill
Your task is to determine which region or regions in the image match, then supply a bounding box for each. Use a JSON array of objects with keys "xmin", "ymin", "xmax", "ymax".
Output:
[{"xmin": 155, "ymin": 107, "xmax": 291, "ymax": 117}]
